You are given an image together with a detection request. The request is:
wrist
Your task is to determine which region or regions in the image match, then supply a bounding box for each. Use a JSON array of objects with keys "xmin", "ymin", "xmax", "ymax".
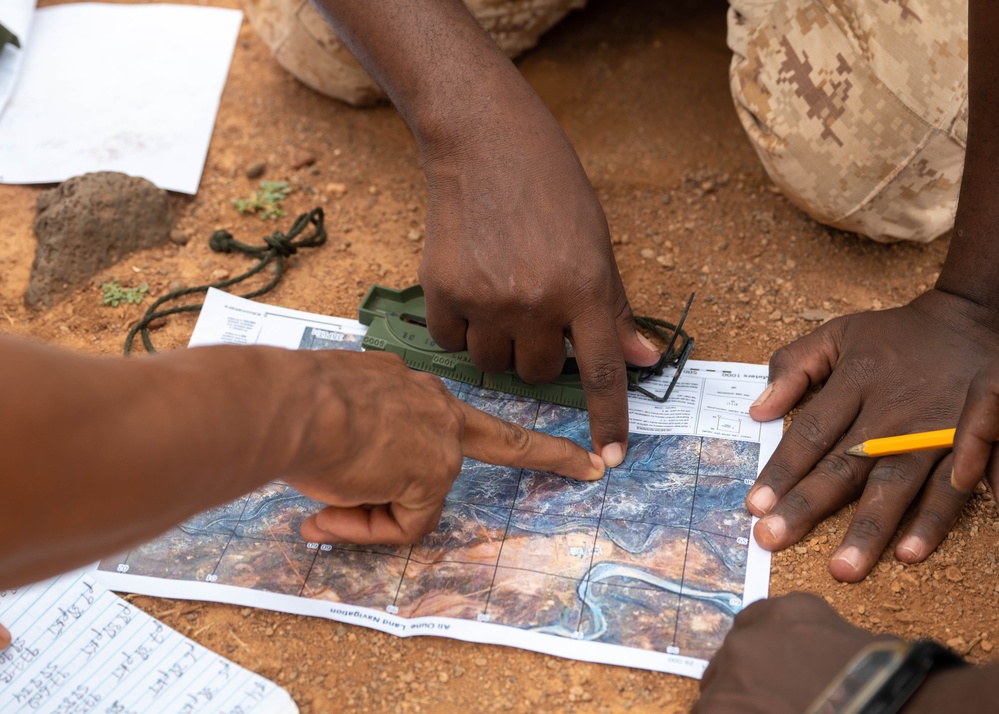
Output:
[
  {"xmin": 804, "ymin": 639, "xmax": 967, "ymax": 714},
  {"xmin": 149, "ymin": 345, "xmax": 321, "ymax": 495}
]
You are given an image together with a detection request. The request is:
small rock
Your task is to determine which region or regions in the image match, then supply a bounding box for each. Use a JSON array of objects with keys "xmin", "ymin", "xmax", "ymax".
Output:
[
  {"xmin": 169, "ymin": 229, "xmax": 190, "ymax": 246},
  {"xmin": 769, "ymin": 310, "xmax": 783, "ymax": 321},
  {"xmin": 326, "ymin": 182, "xmax": 347, "ymax": 198},
  {"xmin": 147, "ymin": 317, "xmax": 167, "ymax": 331},
  {"xmin": 474, "ymin": 657, "xmax": 487, "ymax": 667},
  {"xmin": 438, "ymin": 672, "xmax": 449, "ymax": 683},
  {"xmin": 656, "ymin": 254, "xmax": 675, "ymax": 269},
  {"xmin": 290, "ymin": 149, "xmax": 316, "ymax": 169},
  {"xmin": 946, "ymin": 636, "xmax": 967, "ymax": 652},
  {"xmin": 211, "ymin": 268, "xmax": 230, "ymax": 281},
  {"xmin": 245, "ymin": 161, "xmax": 266, "ymax": 179},
  {"xmin": 981, "ymin": 640, "xmax": 994, "ymax": 652},
  {"xmin": 407, "ymin": 229, "xmax": 422, "ymax": 242},
  {"xmin": 944, "ymin": 566, "xmax": 964, "ymax": 582},
  {"xmin": 27, "ymin": 172, "xmax": 174, "ymax": 308},
  {"xmin": 335, "ymin": 625, "xmax": 347, "ymax": 637},
  {"xmin": 800, "ymin": 308, "xmax": 831, "ymax": 322},
  {"xmin": 167, "ymin": 280, "xmax": 186, "ymax": 293},
  {"xmin": 661, "ymin": 193, "xmax": 672, "ymax": 205},
  {"xmin": 640, "ymin": 248, "xmax": 655, "ymax": 260}
]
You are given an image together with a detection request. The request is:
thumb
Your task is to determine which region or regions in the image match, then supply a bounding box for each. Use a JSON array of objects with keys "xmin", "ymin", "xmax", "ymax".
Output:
[
  {"xmin": 618, "ymin": 311, "xmax": 660, "ymax": 368},
  {"xmin": 0, "ymin": 623, "xmax": 10, "ymax": 650},
  {"xmin": 750, "ymin": 322, "xmax": 843, "ymax": 422}
]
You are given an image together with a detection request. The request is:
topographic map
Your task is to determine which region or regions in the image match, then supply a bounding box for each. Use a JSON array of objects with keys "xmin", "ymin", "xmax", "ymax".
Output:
[{"xmin": 94, "ymin": 290, "xmax": 779, "ymax": 678}]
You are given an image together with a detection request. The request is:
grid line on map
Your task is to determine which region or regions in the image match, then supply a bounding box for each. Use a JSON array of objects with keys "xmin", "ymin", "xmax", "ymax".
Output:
[{"xmin": 669, "ymin": 436, "xmax": 705, "ymax": 649}]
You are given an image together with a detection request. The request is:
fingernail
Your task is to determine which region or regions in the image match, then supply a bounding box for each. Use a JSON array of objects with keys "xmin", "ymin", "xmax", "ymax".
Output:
[
  {"xmin": 761, "ymin": 514, "xmax": 785, "ymax": 542},
  {"xmin": 601, "ymin": 442, "xmax": 625, "ymax": 468},
  {"xmin": 897, "ymin": 535, "xmax": 924, "ymax": 561},
  {"xmin": 750, "ymin": 384, "xmax": 774, "ymax": 409},
  {"xmin": 588, "ymin": 452, "xmax": 607, "ymax": 476},
  {"xmin": 832, "ymin": 546, "xmax": 861, "ymax": 573},
  {"xmin": 949, "ymin": 468, "xmax": 970, "ymax": 493},
  {"xmin": 747, "ymin": 485, "xmax": 776, "ymax": 515},
  {"xmin": 637, "ymin": 332, "xmax": 659, "ymax": 355}
]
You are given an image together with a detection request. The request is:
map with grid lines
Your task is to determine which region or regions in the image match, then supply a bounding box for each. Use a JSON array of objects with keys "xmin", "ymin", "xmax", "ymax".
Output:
[{"xmin": 93, "ymin": 290, "xmax": 776, "ymax": 678}]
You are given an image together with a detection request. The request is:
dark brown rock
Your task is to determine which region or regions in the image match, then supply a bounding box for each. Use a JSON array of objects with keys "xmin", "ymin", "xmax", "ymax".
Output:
[{"xmin": 25, "ymin": 172, "xmax": 174, "ymax": 309}]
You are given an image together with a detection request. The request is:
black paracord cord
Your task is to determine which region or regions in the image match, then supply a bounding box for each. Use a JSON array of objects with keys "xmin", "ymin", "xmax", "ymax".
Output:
[{"xmin": 123, "ymin": 208, "xmax": 327, "ymax": 355}]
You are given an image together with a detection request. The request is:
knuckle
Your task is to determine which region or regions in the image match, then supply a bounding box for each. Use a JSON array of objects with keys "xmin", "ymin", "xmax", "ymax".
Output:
[
  {"xmin": 500, "ymin": 420, "xmax": 532, "ymax": 455},
  {"xmin": 847, "ymin": 513, "xmax": 887, "ymax": 544},
  {"xmin": 816, "ymin": 453, "xmax": 862, "ymax": 494},
  {"xmin": 912, "ymin": 505, "xmax": 954, "ymax": 536},
  {"xmin": 580, "ymin": 359, "xmax": 626, "ymax": 397},
  {"xmin": 866, "ymin": 461, "xmax": 910, "ymax": 489},
  {"xmin": 777, "ymin": 489, "xmax": 819, "ymax": 523},
  {"xmin": 768, "ymin": 344, "xmax": 796, "ymax": 373},
  {"xmin": 787, "ymin": 412, "xmax": 831, "ymax": 452}
]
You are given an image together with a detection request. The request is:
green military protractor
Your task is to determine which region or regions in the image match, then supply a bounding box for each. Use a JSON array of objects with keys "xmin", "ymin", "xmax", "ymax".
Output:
[
  {"xmin": 358, "ymin": 284, "xmax": 694, "ymax": 410},
  {"xmin": 0, "ymin": 22, "xmax": 20, "ymax": 55}
]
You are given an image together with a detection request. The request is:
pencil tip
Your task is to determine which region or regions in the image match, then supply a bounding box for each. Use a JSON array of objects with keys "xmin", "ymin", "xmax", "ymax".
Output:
[{"xmin": 844, "ymin": 443, "xmax": 868, "ymax": 457}]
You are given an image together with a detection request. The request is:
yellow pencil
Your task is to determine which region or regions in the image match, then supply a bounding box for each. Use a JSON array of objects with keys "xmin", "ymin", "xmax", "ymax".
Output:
[{"xmin": 845, "ymin": 428, "xmax": 960, "ymax": 457}]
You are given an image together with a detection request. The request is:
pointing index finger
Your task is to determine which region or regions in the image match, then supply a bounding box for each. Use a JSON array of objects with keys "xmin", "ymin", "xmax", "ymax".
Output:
[
  {"xmin": 457, "ymin": 399, "xmax": 605, "ymax": 481},
  {"xmin": 568, "ymin": 309, "xmax": 630, "ymax": 467}
]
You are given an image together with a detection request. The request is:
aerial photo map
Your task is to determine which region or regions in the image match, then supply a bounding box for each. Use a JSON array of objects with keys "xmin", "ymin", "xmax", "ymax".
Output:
[{"xmin": 95, "ymin": 290, "xmax": 779, "ymax": 678}]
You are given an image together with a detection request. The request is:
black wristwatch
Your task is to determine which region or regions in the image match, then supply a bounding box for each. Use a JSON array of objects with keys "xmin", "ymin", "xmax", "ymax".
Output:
[{"xmin": 804, "ymin": 639, "xmax": 967, "ymax": 714}]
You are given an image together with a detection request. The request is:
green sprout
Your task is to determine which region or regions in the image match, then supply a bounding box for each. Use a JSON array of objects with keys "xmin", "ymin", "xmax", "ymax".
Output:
[
  {"xmin": 101, "ymin": 279, "xmax": 148, "ymax": 307},
  {"xmin": 232, "ymin": 181, "xmax": 292, "ymax": 220}
]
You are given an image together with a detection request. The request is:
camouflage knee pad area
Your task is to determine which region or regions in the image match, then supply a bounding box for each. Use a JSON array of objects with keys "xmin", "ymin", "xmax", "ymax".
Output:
[
  {"xmin": 728, "ymin": 0, "xmax": 968, "ymax": 242},
  {"xmin": 243, "ymin": 0, "xmax": 585, "ymax": 107}
]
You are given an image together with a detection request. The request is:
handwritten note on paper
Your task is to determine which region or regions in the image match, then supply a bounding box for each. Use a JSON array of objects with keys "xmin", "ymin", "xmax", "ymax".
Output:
[{"xmin": 0, "ymin": 571, "xmax": 297, "ymax": 713}]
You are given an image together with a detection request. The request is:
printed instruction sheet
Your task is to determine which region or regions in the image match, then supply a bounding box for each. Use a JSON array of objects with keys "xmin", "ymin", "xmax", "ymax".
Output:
[{"xmin": 93, "ymin": 290, "xmax": 780, "ymax": 679}]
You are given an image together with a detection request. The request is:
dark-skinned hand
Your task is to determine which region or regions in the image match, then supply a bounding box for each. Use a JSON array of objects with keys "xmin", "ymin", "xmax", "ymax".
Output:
[
  {"xmin": 291, "ymin": 351, "xmax": 605, "ymax": 545},
  {"xmin": 695, "ymin": 593, "xmax": 881, "ymax": 713},
  {"xmin": 746, "ymin": 289, "xmax": 999, "ymax": 582},
  {"xmin": 696, "ymin": 593, "xmax": 988, "ymax": 713},
  {"xmin": 418, "ymin": 100, "xmax": 659, "ymax": 469}
]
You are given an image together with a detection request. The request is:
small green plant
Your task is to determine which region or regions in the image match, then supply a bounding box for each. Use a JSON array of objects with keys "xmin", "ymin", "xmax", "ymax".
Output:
[
  {"xmin": 101, "ymin": 279, "xmax": 148, "ymax": 307},
  {"xmin": 232, "ymin": 181, "xmax": 292, "ymax": 220}
]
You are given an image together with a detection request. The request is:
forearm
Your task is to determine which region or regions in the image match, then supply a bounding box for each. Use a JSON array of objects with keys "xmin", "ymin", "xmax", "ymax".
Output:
[
  {"xmin": 0, "ymin": 339, "xmax": 313, "ymax": 588},
  {"xmin": 907, "ymin": 660, "xmax": 999, "ymax": 711},
  {"xmin": 935, "ymin": 0, "xmax": 999, "ymax": 315},
  {"xmin": 310, "ymin": 0, "xmax": 563, "ymax": 159}
]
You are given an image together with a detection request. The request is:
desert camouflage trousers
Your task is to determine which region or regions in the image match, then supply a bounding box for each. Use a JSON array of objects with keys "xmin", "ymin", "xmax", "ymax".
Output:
[
  {"xmin": 246, "ymin": 0, "xmax": 968, "ymax": 243},
  {"xmin": 729, "ymin": 0, "xmax": 968, "ymax": 242}
]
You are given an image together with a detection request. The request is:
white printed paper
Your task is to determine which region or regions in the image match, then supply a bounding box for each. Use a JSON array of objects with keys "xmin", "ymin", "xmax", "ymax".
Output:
[
  {"xmin": 0, "ymin": 0, "xmax": 35, "ymax": 118},
  {"xmin": 0, "ymin": 4, "xmax": 242, "ymax": 194},
  {"xmin": 94, "ymin": 289, "xmax": 780, "ymax": 679}
]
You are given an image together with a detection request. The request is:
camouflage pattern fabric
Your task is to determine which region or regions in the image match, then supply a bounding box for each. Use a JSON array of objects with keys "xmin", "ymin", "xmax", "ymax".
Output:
[
  {"xmin": 244, "ymin": 0, "xmax": 586, "ymax": 107},
  {"xmin": 728, "ymin": 0, "xmax": 968, "ymax": 242}
]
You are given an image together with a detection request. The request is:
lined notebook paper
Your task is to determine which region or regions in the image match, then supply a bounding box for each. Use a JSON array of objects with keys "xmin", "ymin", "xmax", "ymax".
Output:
[{"xmin": 0, "ymin": 571, "xmax": 297, "ymax": 713}]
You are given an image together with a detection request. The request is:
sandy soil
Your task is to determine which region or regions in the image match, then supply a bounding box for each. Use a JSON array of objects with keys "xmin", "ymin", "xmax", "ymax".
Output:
[{"xmin": 3, "ymin": 0, "xmax": 998, "ymax": 711}]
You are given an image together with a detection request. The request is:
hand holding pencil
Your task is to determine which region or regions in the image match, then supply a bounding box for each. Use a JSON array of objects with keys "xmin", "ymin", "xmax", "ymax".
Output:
[{"xmin": 845, "ymin": 360, "xmax": 999, "ymax": 494}]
